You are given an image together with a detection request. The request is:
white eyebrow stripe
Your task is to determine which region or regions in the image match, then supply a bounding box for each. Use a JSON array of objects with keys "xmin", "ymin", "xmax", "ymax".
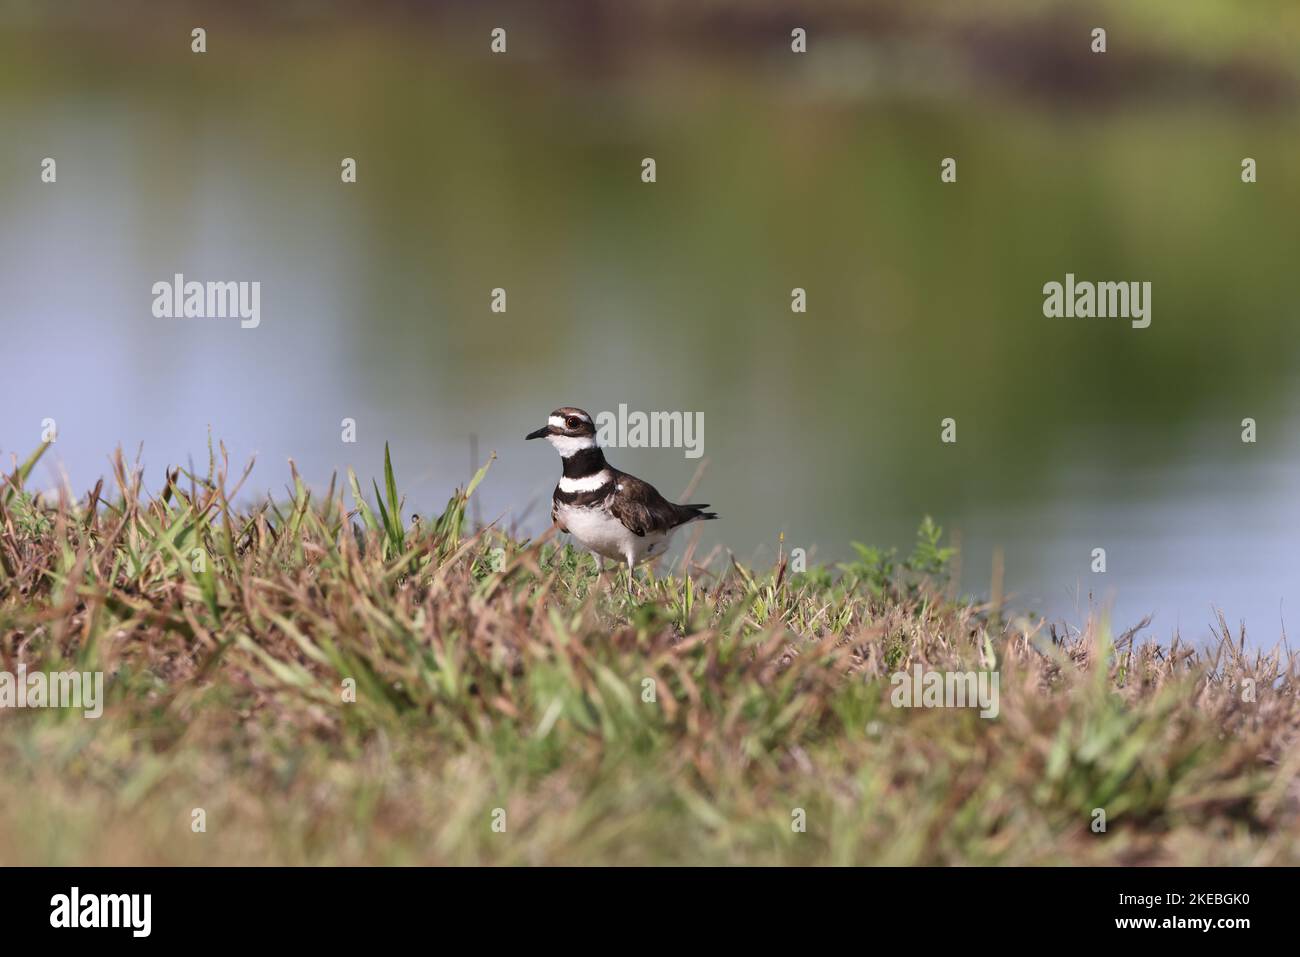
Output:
[
  {"xmin": 548, "ymin": 415, "xmax": 566, "ymax": 428},
  {"xmin": 558, "ymin": 470, "xmax": 613, "ymax": 493}
]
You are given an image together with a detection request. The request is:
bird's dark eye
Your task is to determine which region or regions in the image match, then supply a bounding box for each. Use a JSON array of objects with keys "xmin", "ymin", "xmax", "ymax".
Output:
[{"xmin": 566, "ymin": 417, "xmax": 581, "ymax": 428}]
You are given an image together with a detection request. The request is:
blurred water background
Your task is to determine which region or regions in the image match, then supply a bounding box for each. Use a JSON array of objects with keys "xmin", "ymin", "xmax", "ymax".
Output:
[{"xmin": 2, "ymin": 1, "xmax": 1298, "ymax": 644}]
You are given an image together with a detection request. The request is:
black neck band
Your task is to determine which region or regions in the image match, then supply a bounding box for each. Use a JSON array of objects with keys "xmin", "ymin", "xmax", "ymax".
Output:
[{"xmin": 562, "ymin": 447, "xmax": 608, "ymax": 478}]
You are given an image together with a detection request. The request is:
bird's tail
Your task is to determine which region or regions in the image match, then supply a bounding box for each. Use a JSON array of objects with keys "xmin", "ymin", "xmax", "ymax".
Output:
[{"xmin": 679, "ymin": 504, "xmax": 718, "ymax": 522}]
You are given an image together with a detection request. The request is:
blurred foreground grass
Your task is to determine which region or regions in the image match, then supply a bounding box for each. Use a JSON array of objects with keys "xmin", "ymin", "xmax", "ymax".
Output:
[{"xmin": 0, "ymin": 441, "xmax": 1296, "ymax": 865}]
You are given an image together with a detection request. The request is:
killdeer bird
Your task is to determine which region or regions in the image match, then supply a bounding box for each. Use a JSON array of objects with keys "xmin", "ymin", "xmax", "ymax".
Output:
[{"xmin": 526, "ymin": 407, "xmax": 717, "ymax": 590}]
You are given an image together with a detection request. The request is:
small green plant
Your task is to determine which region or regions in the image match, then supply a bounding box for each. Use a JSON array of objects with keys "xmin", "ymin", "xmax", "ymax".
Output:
[
  {"xmin": 7, "ymin": 490, "xmax": 52, "ymax": 538},
  {"xmin": 838, "ymin": 515, "xmax": 955, "ymax": 599},
  {"xmin": 908, "ymin": 515, "xmax": 956, "ymax": 578}
]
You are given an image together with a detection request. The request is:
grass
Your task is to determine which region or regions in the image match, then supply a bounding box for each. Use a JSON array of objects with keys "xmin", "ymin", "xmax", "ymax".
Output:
[{"xmin": 0, "ymin": 440, "xmax": 1296, "ymax": 866}]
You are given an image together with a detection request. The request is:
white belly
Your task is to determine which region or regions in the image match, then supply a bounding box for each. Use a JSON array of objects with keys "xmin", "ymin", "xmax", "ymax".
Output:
[{"xmin": 557, "ymin": 503, "xmax": 671, "ymax": 565}]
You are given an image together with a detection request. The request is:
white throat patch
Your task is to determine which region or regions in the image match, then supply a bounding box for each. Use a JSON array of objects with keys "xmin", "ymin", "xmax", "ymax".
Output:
[{"xmin": 547, "ymin": 433, "xmax": 597, "ymax": 457}]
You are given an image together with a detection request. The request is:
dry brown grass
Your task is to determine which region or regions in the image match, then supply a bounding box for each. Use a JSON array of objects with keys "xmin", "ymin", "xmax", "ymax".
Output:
[{"xmin": 0, "ymin": 442, "xmax": 1297, "ymax": 864}]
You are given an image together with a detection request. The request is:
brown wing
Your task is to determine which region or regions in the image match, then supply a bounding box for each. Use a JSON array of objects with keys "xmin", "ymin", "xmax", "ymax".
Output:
[
  {"xmin": 607, "ymin": 472, "xmax": 694, "ymax": 537},
  {"xmin": 551, "ymin": 498, "xmax": 568, "ymax": 533}
]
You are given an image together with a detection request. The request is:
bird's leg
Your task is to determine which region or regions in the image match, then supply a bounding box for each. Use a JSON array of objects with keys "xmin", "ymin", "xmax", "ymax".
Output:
[{"xmin": 625, "ymin": 555, "xmax": 635, "ymax": 596}]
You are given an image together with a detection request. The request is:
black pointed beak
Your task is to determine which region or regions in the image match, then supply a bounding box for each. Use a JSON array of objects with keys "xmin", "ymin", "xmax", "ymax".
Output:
[{"xmin": 525, "ymin": 426, "xmax": 551, "ymax": 441}]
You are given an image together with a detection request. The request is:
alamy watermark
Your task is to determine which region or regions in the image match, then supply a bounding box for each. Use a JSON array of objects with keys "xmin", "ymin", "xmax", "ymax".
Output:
[
  {"xmin": 890, "ymin": 664, "xmax": 999, "ymax": 719},
  {"xmin": 1043, "ymin": 273, "xmax": 1150, "ymax": 329},
  {"xmin": 596, "ymin": 404, "xmax": 703, "ymax": 459},
  {"xmin": 151, "ymin": 273, "xmax": 261, "ymax": 329},
  {"xmin": 50, "ymin": 887, "xmax": 150, "ymax": 937},
  {"xmin": 0, "ymin": 665, "xmax": 104, "ymax": 718}
]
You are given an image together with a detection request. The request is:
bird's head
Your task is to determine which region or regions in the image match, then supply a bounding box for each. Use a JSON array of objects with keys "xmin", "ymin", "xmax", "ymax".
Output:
[{"xmin": 526, "ymin": 407, "xmax": 598, "ymax": 456}]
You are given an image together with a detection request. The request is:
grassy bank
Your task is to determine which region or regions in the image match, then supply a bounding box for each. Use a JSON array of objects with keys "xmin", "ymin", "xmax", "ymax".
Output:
[{"xmin": 0, "ymin": 442, "xmax": 1295, "ymax": 865}]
